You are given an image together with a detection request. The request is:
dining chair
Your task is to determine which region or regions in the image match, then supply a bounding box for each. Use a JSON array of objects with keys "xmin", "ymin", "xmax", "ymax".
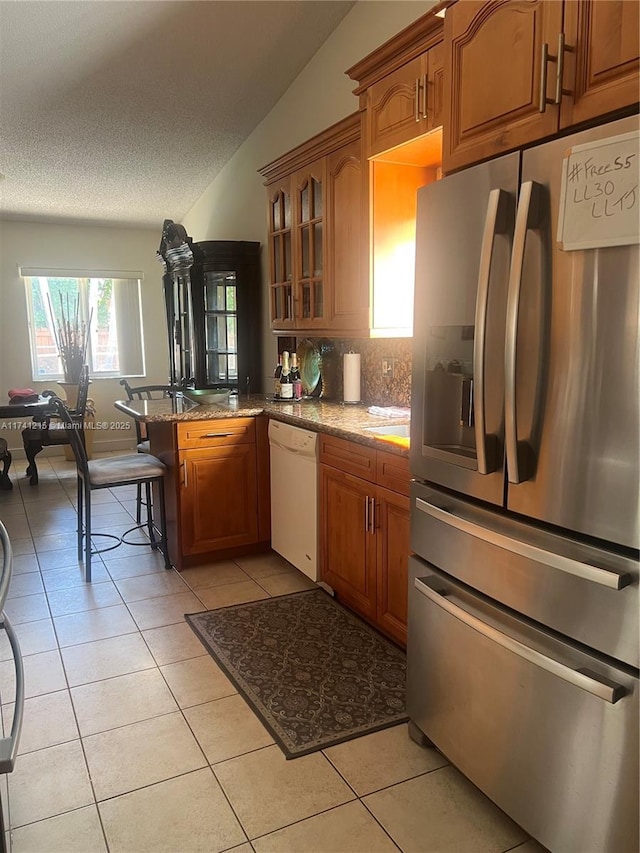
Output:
[
  {"xmin": 52, "ymin": 398, "xmax": 171, "ymax": 582},
  {"xmin": 119, "ymin": 379, "xmax": 177, "ymax": 523},
  {"xmin": 22, "ymin": 365, "xmax": 90, "ymax": 485}
]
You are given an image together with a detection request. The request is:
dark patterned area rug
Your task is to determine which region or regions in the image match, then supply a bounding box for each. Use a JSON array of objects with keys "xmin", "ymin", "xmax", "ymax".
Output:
[{"xmin": 186, "ymin": 588, "xmax": 407, "ymax": 759}]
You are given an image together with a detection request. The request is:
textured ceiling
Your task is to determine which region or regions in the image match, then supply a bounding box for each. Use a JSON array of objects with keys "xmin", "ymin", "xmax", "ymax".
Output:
[{"xmin": 0, "ymin": 0, "xmax": 354, "ymax": 228}]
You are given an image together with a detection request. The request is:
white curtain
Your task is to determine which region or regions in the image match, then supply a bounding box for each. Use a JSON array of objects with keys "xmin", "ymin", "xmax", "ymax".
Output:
[{"xmin": 114, "ymin": 278, "xmax": 145, "ymax": 376}]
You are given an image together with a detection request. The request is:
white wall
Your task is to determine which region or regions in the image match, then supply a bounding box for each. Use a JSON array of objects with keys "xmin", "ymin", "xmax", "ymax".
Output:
[
  {"xmin": 0, "ymin": 219, "xmax": 168, "ymax": 455},
  {"xmin": 182, "ymin": 0, "xmax": 435, "ymax": 388}
]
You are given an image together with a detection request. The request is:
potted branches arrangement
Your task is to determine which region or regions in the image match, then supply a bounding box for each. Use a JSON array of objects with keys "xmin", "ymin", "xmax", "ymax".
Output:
[
  {"xmin": 47, "ymin": 294, "xmax": 96, "ymax": 457},
  {"xmin": 48, "ymin": 294, "xmax": 91, "ymax": 394}
]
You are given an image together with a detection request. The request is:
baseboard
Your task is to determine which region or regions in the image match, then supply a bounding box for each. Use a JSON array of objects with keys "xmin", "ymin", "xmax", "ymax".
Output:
[{"xmin": 6, "ymin": 438, "xmax": 137, "ymax": 459}]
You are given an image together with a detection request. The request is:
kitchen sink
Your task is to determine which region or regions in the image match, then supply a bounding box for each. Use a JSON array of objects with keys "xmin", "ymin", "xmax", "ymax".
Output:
[{"xmin": 364, "ymin": 424, "xmax": 410, "ymax": 437}]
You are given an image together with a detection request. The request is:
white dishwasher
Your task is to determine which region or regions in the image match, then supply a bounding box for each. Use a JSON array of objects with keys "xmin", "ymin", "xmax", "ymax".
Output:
[{"xmin": 268, "ymin": 420, "xmax": 318, "ymax": 581}]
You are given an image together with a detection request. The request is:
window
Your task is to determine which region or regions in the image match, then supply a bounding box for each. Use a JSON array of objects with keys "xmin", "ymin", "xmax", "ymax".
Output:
[{"xmin": 22, "ymin": 272, "xmax": 145, "ymax": 381}]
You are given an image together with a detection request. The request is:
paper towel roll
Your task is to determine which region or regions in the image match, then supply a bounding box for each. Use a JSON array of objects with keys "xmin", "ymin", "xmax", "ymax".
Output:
[{"xmin": 343, "ymin": 352, "xmax": 361, "ymax": 403}]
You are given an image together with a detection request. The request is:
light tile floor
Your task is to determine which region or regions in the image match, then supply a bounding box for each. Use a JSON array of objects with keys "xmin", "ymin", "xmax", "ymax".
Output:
[{"xmin": 0, "ymin": 452, "xmax": 548, "ymax": 853}]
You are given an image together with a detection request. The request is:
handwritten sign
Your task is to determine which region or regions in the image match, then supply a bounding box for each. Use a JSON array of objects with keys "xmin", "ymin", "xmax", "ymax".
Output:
[{"xmin": 557, "ymin": 130, "xmax": 639, "ymax": 251}]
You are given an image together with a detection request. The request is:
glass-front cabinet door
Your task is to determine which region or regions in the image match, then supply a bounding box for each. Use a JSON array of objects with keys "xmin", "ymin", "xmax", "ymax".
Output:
[
  {"xmin": 267, "ymin": 177, "xmax": 294, "ymax": 330},
  {"xmin": 187, "ymin": 241, "xmax": 260, "ymax": 395},
  {"xmin": 203, "ymin": 271, "xmax": 238, "ymax": 386},
  {"xmin": 294, "ymin": 159, "xmax": 325, "ymax": 328}
]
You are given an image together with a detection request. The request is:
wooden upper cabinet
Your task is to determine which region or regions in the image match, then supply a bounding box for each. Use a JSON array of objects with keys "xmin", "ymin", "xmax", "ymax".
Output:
[
  {"xmin": 443, "ymin": 0, "xmax": 564, "ymax": 173},
  {"xmin": 428, "ymin": 39, "xmax": 445, "ymax": 131},
  {"xmin": 443, "ymin": 0, "xmax": 639, "ymax": 173},
  {"xmin": 259, "ymin": 113, "xmax": 368, "ymax": 336},
  {"xmin": 293, "ymin": 158, "xmax": 325, "ymax": 329},
  {"xmin": 561, "ymin": 0, "xmax": 640, "ymax": 128},
  {"xmin": 348, "ymin": 13, "xmax": 445, "ymax": 160},
  {"xmin": 266, "ymin": 176, "xmax": 294, "ymax": 330},
  {"xmin": 367, "ymin": 54, "xmax": 428, "ymax": 158},
  {"xmin": 325, "ymin": 134, "xmax": 369, "ymax": 331}
]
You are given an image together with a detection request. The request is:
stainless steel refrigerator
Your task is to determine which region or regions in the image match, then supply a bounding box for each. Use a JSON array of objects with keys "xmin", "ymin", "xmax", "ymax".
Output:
[{"xmin": 408, "ymin": 114, "xmax": 639, "ymax": 853}]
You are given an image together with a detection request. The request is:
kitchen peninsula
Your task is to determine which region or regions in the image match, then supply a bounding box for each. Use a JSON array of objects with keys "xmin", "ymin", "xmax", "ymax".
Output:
[
  {"xmin": 115, "ymin": 394, "xmax": 410, "ymax": 448},
  {"xmin": 115, "ymin": 395, "xmax": 411, "ymax": 644}
]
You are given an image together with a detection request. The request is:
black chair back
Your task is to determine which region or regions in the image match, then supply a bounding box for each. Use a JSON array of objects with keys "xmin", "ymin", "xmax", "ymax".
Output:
[
  {"xmin": 51, "ymin": 398, "xmax": 89, "ymax": 477},
  {"xmin": 74, "ymin": 365, "xmax": 90, "ymax": 416},
  {"xmin": 119, "ymin": 380, "xmax": 176, "ymax": 444}
]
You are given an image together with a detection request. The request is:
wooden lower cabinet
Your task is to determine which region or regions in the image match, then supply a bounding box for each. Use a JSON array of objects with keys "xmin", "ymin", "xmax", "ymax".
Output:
[
  {"xmin": 180, "ymin": 443, "xmax": 258, "ymax": 556},
  {"xmin": 319, "ymin": 434, "xmax": 410, "ymax": 646},
  {"xmin": 319, "ymin": 465, "xmax": 378, "ymax": 622},
  {"xmin": 149, "ymin": 415, "xmax": 270, "ymax": 570},
  {"xmin": 376, "ymin": 486, "xmax": 410, "ymax": 647}
]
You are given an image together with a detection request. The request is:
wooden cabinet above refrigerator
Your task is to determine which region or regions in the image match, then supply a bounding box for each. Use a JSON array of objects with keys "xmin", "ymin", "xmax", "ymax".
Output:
[
  {"xmin": 346, "ymin": 8, "xmax": 445, "ymax": 337},
  {"xmin": 443, "ymin": 0, "xmax": 640, "ymax": 173}
]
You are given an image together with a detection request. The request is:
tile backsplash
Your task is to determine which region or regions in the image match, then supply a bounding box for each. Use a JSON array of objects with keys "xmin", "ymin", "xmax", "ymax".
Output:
[{"xmin": 301, "ymin": 337, "xmax": 412, "ymax": 407}]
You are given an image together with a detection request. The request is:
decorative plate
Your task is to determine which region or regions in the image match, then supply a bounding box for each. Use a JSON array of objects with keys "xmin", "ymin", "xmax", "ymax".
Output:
[{"xmin": 297, "ymin": 339, "xmax": 321, "ymax": 396}]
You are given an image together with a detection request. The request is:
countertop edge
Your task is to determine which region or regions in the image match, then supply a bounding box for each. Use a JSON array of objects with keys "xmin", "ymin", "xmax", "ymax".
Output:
[{"xmin": 114, "ymin": 398, "xmax": 410, "ymax": 458}]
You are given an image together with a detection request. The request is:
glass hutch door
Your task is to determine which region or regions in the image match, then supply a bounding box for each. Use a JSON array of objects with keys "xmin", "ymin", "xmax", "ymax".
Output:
[{"xmin": 203, "ymin": 271, "xmax": 238, "ymax": 387}]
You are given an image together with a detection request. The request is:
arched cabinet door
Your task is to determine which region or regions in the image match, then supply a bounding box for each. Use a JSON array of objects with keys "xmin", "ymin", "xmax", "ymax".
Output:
[
  {"xmin": 266, "ymin": 176, "xmax": 295, "ymax": 331},
  {"xmin": 293, "ymin": 158, "xmax": 326, "ymax": 330},
  {"xmin": 560, "ymin": 0, "xmax": 640, "ymax": 129},
  {"xmin": 443, "ymin": 0, "xmax": 563, "ymax": 173},
  {"xmin": 325, "ymin": 138, "xmax": 368, "ymax": 333},
  {"xmin": 366, "ymin": 40, "xmax": 444, "ymax": 160}
]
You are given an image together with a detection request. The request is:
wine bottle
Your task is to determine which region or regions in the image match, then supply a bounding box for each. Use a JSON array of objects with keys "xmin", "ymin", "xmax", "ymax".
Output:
[
  {"xmin": 280, "ymin": 351, "xmax": 293, "ymax": 399},
  {"xmin": 291, "ymin": 352, "xmax": 303, "ymax": 400},
  {"xmin": 273, "ymin": 354, "xmax": 283, "ymax": 398}
]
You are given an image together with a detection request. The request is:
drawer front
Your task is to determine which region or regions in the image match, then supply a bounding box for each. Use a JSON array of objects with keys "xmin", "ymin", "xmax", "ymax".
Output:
[
  {"xmin": 177, "ymin": 418, "xmax": 255, "ymax": 449},
  {"xmin": 407, "ymin": 559, "xmax": 639, "ymax": 853},
  {"xmin": 376, "ymin": 449, "xmax": 410, "ymax": 497},
  {"xmin": 411, "ymin": 482, "xmax": 639, "ymax": 667},
  {"xmin": 319, "ymin": 434, "xmax": 376, "ymax": 483}
]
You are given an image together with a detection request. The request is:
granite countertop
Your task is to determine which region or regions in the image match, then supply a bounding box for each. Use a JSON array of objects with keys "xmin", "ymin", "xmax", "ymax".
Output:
[{"xmin": 114, "ymin": 395, "xmax": 411, "ymax": 456}]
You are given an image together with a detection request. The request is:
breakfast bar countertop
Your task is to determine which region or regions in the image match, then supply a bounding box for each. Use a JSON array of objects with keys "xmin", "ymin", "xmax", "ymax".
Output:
[{"xmin": 114, "ymin": 395, "xmax": 411, "ymax": 456}]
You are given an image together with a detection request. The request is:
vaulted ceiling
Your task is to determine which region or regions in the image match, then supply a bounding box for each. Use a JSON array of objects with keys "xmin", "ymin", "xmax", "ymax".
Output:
[{"xmin": 0, "ymin": 0, "xmax": 355, "ymax": 227}]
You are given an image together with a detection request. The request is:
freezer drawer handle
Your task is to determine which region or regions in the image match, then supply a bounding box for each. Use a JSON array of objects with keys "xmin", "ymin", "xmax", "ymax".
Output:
[
  {"xmin": 0, "ymin": 614, "xmax": 25, "ymax": 772},
  {"xmin": 474, "ymin": 187, "xmax": 511, "ymax": 474},
  {"xmin": 414, "ymin": 576, "xmax": 626, "ymax": 704},
  {"xmin": 415, "ymin": 498, "xmax": 632, "ymax": 591}
]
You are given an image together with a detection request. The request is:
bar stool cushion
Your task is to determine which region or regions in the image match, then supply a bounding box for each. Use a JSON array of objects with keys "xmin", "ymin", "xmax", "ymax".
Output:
[
  {"xmin": 137, "ymin": 440, "xmax": 151, "ymax": 454},
  {"xmin": 85, "ymin": 454, "xmax": 166, "ymax": 487}
]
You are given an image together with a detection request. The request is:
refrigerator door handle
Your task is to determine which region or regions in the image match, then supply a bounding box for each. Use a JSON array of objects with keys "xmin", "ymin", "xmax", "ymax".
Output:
[
  {"xmin": 505, "ymin": 180, "xmax": 543, "ymax": 484},
  {"xmin": 415, "ymin": 497, "xmax": 632, "ymax": 590},
  {"xmin": 414, "ymin": 576, "xmax": 627, "ymax": 704},
  {"xmin": 474, "ymin": 188, "xmax": 511, "ymax": 474}
]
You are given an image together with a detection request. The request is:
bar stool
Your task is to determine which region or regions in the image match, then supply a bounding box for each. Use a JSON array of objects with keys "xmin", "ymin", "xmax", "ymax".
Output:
[
  {"xmin": 119, "ymin": 379, "xmax": 176, "ymax": 524},
  {"xmin": 53, "ymin": 399, "xmax": 171, "ymax": 582}
]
